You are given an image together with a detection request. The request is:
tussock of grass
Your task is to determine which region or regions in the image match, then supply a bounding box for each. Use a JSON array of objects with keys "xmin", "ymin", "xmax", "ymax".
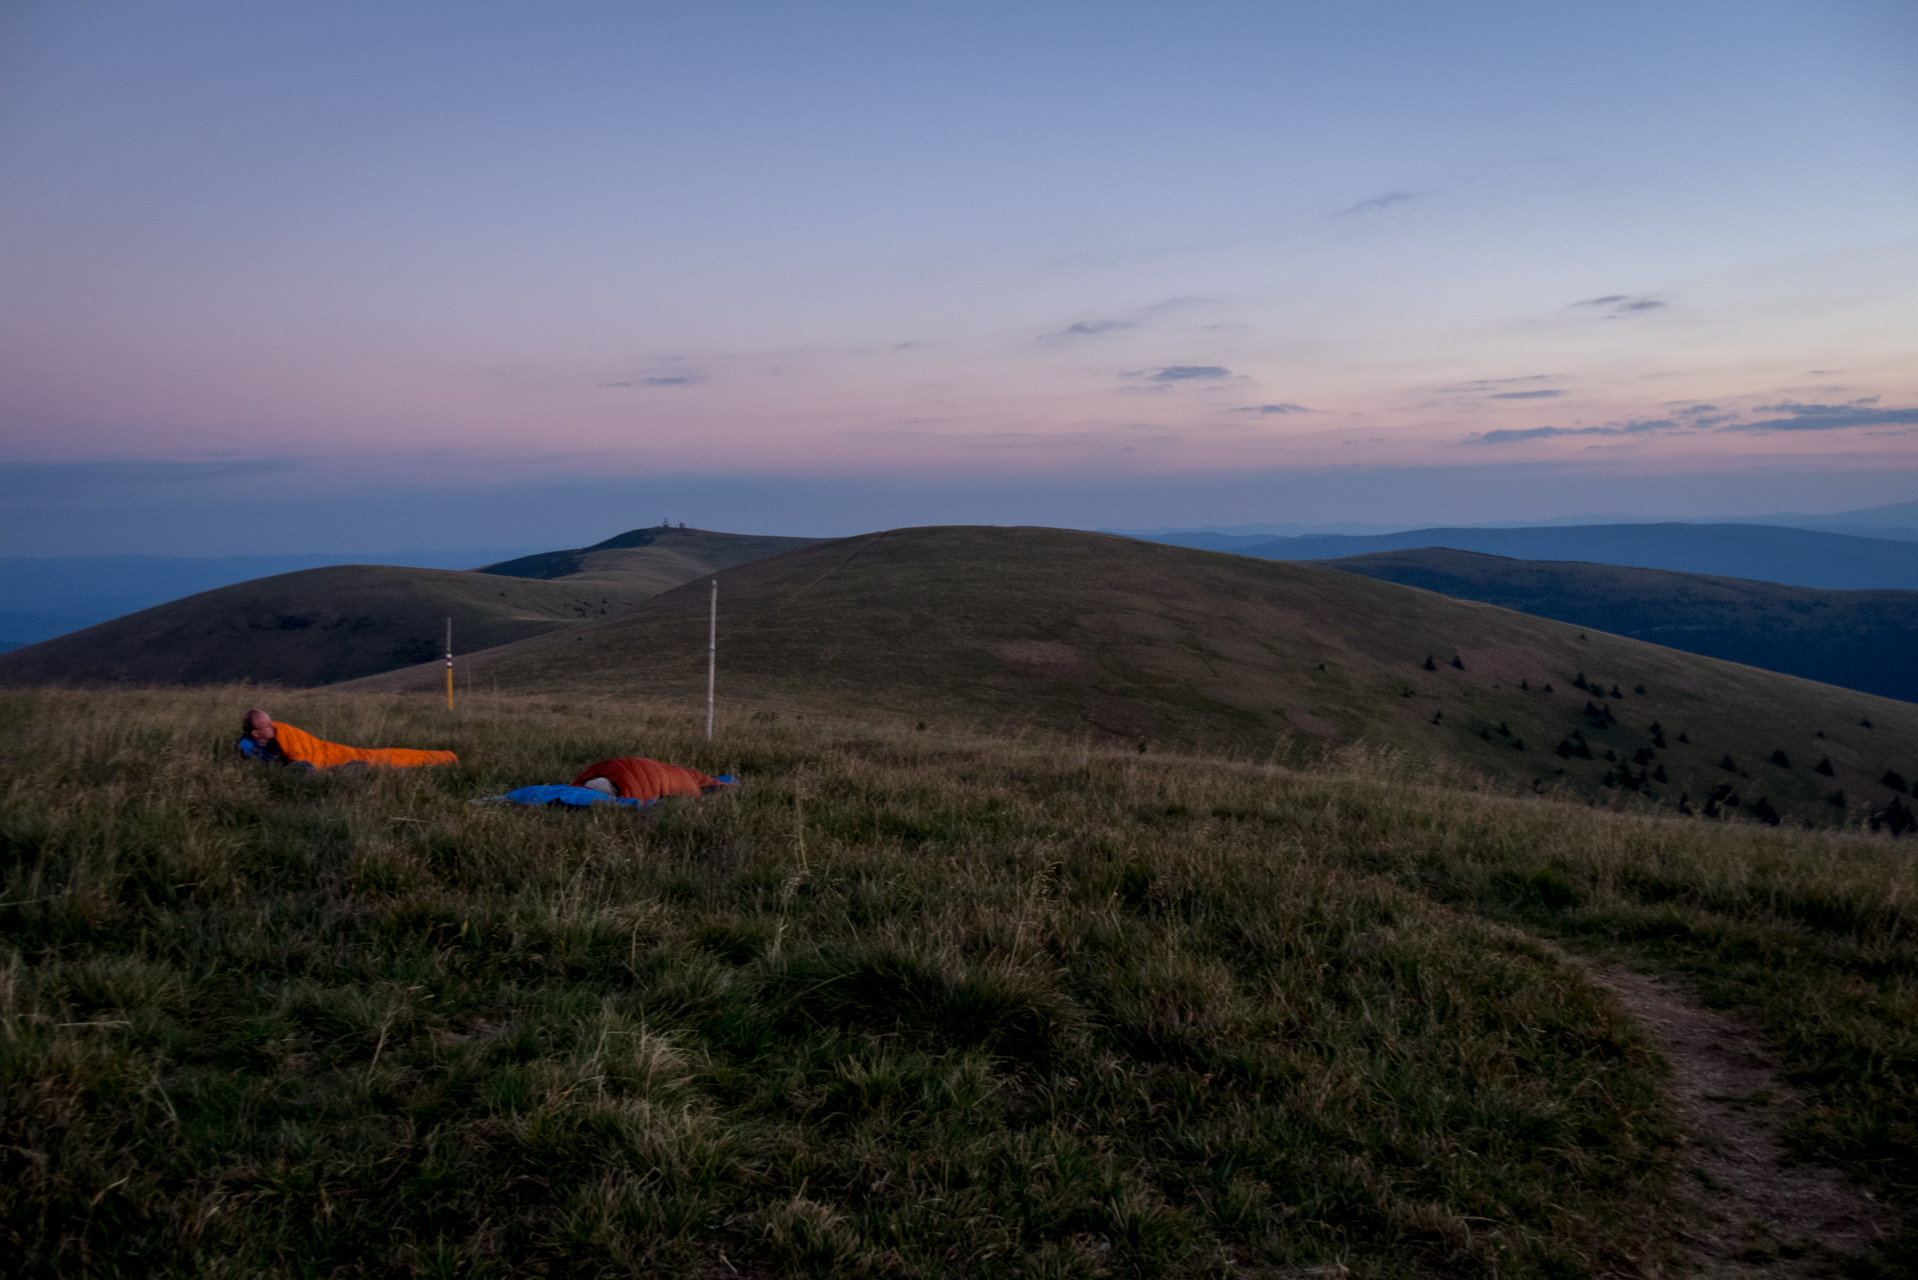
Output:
[{"xmin": 2, "ymin": 689, "xmax": 1915, "ymax": 1275}]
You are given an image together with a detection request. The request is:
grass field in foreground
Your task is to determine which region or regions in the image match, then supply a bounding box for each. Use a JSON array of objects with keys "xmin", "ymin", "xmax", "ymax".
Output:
[{"xmin": 3, "ymin": 689, "xmax": 1916, "ymax": 1276}]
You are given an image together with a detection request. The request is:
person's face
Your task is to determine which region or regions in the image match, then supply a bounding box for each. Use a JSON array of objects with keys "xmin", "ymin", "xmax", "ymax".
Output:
[{"xmin": 245, "ymin": 713, "xmax": 275, "ymax": 743}]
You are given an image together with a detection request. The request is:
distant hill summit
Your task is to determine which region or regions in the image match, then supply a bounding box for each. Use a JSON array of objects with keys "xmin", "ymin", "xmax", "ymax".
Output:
[
  {"xmin": 480, "ymin": 525, "xmax": 818, "ymax": 585},
  {"xmin": 1134, "ymin": 522, "xmax": 1918, "ymax": 591},
  {"xmin": 344, "ymin": 525, "xmax": 1918, "ymax": 827},
  {"xmin": 1326, "ymin": 548, "xmax": 1918, "ymax": 704},
  {"xmin": 0, "ymin": 526, "xmax": 817, "ymax": 688}
]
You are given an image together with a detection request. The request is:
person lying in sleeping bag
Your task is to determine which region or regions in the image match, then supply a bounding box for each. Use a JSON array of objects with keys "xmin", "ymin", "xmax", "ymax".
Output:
[
  {"xmin": 572, "ymin": 757, "xmax": 733, "ymax": 802},
  {"xmin": 235, "ymin": 709, "xmax": 458, "ymax": 772},
  {"xmin": 476, "ymin": 758, "xmax": 737, "ymax": 808}
]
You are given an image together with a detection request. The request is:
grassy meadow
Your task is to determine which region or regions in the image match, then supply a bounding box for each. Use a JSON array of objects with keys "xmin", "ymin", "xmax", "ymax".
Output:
[{"xmin": 4, "ymin": 687, "xmax": 1917, "ymax": 1276}]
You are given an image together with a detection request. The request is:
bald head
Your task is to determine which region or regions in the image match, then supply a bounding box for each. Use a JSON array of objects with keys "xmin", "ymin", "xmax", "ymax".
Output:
[{"xmin": 243, "ymin": 709, "xmax": 275, "ymax": 743}]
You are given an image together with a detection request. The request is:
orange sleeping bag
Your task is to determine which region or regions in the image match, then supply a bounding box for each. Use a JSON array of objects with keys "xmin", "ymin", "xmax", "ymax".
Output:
[
  {"xmin": 571, "ymin": 757, "xmax": 721, "ymax": 802},
  {"xmin": 271, "ymin": 722, "xmax": 458, "ymax": 770}
]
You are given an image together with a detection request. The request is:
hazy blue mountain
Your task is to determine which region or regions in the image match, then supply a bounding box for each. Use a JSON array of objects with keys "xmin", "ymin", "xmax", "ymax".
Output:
[
  {"xmin": 1327, "ymin": 547, "xmax": 1918, "ymax": 703},
  {"xmin": 1140, "ymin": 523, "xmax": 1918, "ymax": 591},
  {"xmin": 0, "ymin": 548, "xmax": 542, "ymax": 649}
]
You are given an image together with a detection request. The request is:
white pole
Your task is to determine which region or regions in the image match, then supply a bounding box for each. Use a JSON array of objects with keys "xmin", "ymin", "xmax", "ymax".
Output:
[{"xmin": 706, "ymin": 578, "xmax": 717, "ymax": 740}]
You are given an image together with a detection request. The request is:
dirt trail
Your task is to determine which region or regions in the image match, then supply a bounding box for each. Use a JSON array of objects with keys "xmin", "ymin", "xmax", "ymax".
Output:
[{"xmin": 1578, "ymin": 961, "xmax": 1890, "ymax": 1276}]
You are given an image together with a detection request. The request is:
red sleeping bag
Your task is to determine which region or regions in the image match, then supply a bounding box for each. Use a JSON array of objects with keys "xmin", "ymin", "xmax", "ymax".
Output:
[{"xmin": 571, "ymin": 757, "xmax": 723, "ymax": 803}]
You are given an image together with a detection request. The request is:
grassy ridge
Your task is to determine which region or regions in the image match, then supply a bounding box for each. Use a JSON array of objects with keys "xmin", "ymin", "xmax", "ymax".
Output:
[
  {"xmin": 351, "ymin": 526, "xmax": 1918, "ymax": 828},
  {"xmin": 4, "ymin": 689, "xmax": 1916, "ymax": 1275}
]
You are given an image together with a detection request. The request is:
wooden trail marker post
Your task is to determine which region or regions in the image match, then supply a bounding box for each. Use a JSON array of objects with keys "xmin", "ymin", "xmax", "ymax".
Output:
[
  {"xmin": 445, "ymin": 617, "xmax": 454, "ymax": 711},
  {"xmin": 706, "ymin": 579, "xmax": 717, "ymax": 740}
]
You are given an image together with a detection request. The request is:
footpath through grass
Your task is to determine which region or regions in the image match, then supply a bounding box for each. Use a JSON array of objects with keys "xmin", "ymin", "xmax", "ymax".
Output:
[{"xmin": 1, "ymin": 689, "xmax": 1914, "ymax": 1276}]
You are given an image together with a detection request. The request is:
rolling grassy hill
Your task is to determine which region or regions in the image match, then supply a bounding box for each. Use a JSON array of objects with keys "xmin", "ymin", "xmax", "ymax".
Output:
[
  {"xmin": 479, "ymin": 523, "xmax": 817, "ymax": 587},
  {"xmin": 346, "ymin": 525, "xmax": 1918, "ymax": 828},
  {"xmin": 1327, "ymin": 547, "xmax": 1918, "ymax": 704},
  {"xmin": 1137, "ymin": 521, "xmax": 1918, "ymax": 590},
  {"xmin": 0, "ymin": 527, "xmax": 818, "ymax": 689}
]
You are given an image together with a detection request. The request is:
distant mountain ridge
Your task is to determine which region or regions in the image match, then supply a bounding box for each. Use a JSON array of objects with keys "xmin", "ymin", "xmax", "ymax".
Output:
[
  {"xmin": 1131, "ymin": 523, "xmax": 1918, "ymax": 591},
  {"xmin": 1326, "ymin": 548, "xmax": 1918, "ymax": 703}
]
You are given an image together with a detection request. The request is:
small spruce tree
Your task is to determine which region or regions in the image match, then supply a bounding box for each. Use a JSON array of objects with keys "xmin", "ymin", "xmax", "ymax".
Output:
[
  {"xmin": 1422, "ymin": 655, "xmax": 1437, "ymax": 671},
  {"xmin": 1814, "ymin": 757, "xmax": 1834, "ymax": 776},
  {"xmin": 1768, "ymin": 749, "xmax": 1790, "ymax": 768}
]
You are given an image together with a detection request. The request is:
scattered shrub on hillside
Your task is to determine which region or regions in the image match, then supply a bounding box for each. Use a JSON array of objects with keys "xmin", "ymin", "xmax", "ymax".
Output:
[
  {"xmin": 1719, "ymin": 754, "xmax": 1739, "ymax": 773},
  {"xmin": 1603, "ymin": 749, "xmax": 1618, "ymax": 762},
  {"xmin": 1520, "ymin": 678, "xmax": 1530, "ymax": 690},
  {"xmin": 1828, "ymin": 790, "xmax": 1848, "ymax": 808},
  {"xmin": 1430, "ymin": 710, "xmax": 1442, "ymax": 725},
  {"xmin": 1871, "ymin": 796, "xmax": 1916, "ymax": 836},
  {"xmin": 1542, "ymin": 682, "xmax": 1554, "ymax": 692},
  {"xmin": 1677, "ymin": 731, "xmax": 1690, "ymax": 744},
  {"xmin": 1769, "ymin": 750, "xmax": 1791, "ymax": 768},
  {"xmin": 1634, "ymin": 684, "xmax": 1646, "ymax": 695},
  {"xmin": 1862, "ymin": 717, "xmax": 1874, "ymax": 729},
  {"xmin": 1632, "ymin": 747, "xmax": 1654, "ymax": 766},
  {"xmin": 1422, "ymin": 655, "xmax": 1437, "ymax": 671},
  {"xmin": 1653, "ymin": 765, "xmax": 1669, "ymax": 783},
  {"xmin": 1511, "ymin": 737, "xmax": 1524, "ymax": 751},
  {"xmin": 1676, "ymin": 793, "xmax": 1693, "ymax": 815},
  {"xmin": 1573, "ymin": 672, "xmax": 1589, "ymax": 690},
  {"xmin": 1815, "ymin": 757, "xmax": 1835, "ymax": 776},
  {"xmin": 1609, "ymin": 684, "xmax": 1624, "ymax": 699},
  {"xmin": 1478, "ymin": 727, "xmax": 1491, "ymax": 740},
  {"xmin": 1751, "ymin": 797, "xmax": 1782, "ymax": 826},
  {"xmin": 1554, "ymin": 738, "xmax": 1592, "ymax": 760},
  {"xmin": 1496, "ymin": 721, "xmax": 1511, "ymax": 737},
  {"xmin": 1450, "ymin": 655, "xmax": 1465, "ymax": 670},
  {"xmin": 1817, "ymin": 729, "xmax": 1827, "ymax": 738},
  {"xmin": 1648, "ymin": 722, "xmax": 1667, "ymax": 748},
  {"xmin": 1881, "ymin": 770, "xmax": 1908, "ymax": 793},
  {"xmin": 1702, "ymin": 798, "xmax": 1721, "ymax": 818}
]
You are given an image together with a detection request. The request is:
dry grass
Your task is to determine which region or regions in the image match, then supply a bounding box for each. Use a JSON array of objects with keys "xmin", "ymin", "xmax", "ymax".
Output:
[{"xmin": 3, "ymin": 687, "xmax": 1915, "ymax": 1276}]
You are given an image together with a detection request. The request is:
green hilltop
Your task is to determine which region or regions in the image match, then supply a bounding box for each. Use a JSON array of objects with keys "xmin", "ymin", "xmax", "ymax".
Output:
[
  {"xmin": 0, "ymin": 527, "xmax": 816, "ymax": 689},
  {"xmin": 345, "ymin": 524, "xmax": 1918, "ymax": 828}
]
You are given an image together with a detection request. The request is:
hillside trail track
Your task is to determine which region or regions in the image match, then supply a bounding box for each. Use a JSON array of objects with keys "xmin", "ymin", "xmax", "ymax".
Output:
[{"xmin": 1573, "ymin": 958, "xmax": 1892, "ymax": 1276}]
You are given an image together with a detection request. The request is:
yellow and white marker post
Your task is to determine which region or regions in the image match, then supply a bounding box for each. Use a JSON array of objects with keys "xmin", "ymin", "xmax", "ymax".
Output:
[{"xmin": 445, "ymin": 616, "xmax": 454, "ymax": 711}]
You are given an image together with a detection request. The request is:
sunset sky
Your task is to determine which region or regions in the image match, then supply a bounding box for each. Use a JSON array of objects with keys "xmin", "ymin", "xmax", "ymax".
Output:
[{"xmin": 3, "ymin": 0, "xmax": 1915, "ymax": 554}]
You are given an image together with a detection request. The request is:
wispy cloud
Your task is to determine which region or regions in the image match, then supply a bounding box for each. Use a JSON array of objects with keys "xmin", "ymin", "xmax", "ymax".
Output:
[
  {"xmin": 1236, "ymin": 403, "xmax": 1311, "ymax": 414},
  {"xmin": 1150, "ymin": 365, "xmax": 1230, "ymax": 381},
  {"xmin": 1488, "ymin": 389, "xmax": 1564, "ymax": 400},
  {"xmin": 1338, "ymin": 190, "xmax": 1417, "ymax": 216},
  {"xmin": 1470, "ymin": 419, "xmax": 1678, "ymax": 445},
  {"xmin": 1438, "ymin": 375, "xmax": 1557, "ymax": 393},
  {"xmin": 1721, "ymin": 402, "xmax": 1918, "ymax": 433},
  {"xmin": 642, "ymin": 374, "xmax": 700, "ymax": 387},
  {"xmin": 0, "ymin": 458, "xmax": 301, "ymax": 498},
  {"xmin": 1571, "ymin": 294, "xmax": 1665, "ymax": 318},
  {"xmin": 1052, "ymin": 319, "xmax": 1136, "ymax": 340}
]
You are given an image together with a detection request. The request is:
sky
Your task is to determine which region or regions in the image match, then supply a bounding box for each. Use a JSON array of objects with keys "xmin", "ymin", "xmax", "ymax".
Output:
[{"xmin": 2, "ymin": 0, "xmax": 1916, "ymax": 554}]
